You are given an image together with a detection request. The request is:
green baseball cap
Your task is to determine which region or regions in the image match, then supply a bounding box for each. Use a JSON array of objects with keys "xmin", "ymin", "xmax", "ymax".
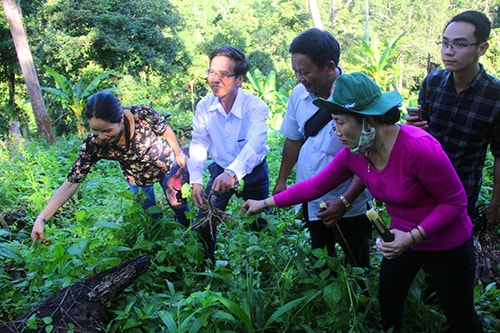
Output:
[{"xmin": 313, "ymin": 72, "xmax": 402, "ymax": 115}]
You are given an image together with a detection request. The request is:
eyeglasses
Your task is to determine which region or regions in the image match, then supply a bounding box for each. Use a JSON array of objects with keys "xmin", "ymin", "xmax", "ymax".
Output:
[
  {"xmin": 438, "ymin": 40, "xmax": 481, "ymax": 50},
  {"xmin": 206, "ymin": 69, "xmax": 237, "ymax": 80}
]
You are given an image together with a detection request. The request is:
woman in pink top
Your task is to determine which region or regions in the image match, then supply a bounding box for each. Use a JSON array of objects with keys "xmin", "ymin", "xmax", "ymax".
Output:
[{"xmin": 242, "ymin": 73, "xmax": 482, "ymax": 333}]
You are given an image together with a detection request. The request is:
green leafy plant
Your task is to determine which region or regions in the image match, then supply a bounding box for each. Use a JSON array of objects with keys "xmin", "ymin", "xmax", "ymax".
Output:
[
  {"xmin": 347, "ymin": 31, "xmax": 406, "ymax": 89},
  {"xmin": 1, "ymin": 134, "xmax": 498, "ymax": 332},
  {"xmin": 41, "ymin": 65, "xmax": 117, "ymax": 137},
  {"xmin": 245, "ymin": 69, "xmax": 294, "ymax": 130}
]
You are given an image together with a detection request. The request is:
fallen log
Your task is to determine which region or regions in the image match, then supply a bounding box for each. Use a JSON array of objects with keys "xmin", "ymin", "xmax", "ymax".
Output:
[{"xmin": 0, "ymin": 255, "xmax": 150, "ymax": 332}]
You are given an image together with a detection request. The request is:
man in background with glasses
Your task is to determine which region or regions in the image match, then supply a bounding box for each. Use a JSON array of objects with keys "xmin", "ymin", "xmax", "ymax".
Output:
[
  {"xmin": 407, "ymin": 10, "xmax": 500, "ymax": 227},
  {"xmin": 188, "ymin": 46, "xmax": 270, "ymax": 264}
]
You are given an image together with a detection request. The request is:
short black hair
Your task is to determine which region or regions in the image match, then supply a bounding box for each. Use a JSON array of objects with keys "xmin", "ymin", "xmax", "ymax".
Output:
[
  {"xmin": 289, "ymin": 28, "xmax": 340, "ymax": 68},
  {"xmin": 209, "ymin": 46, "xmax": 250, "ymax": 77},
  {"xmin": 445, "ymin": 10, "xmax": 491, "ymax": 43}
]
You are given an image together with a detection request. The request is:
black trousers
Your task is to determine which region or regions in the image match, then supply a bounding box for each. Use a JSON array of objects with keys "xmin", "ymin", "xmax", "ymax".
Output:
[
  {"xmin": 304, "ymin": 203, "xmax": 372, "ymax": 267},
  {"xmin": 196, "ymin": 160, "xmax": 269, "ymax": 262},
  {"xmin": 378, "ymin": 238, "xmax": 482, "ymax": 333}
]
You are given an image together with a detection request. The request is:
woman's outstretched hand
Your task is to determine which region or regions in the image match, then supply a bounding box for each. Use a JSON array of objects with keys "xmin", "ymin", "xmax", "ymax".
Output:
[
  {"xmin": 241, "ymin": 199, "xmax": 264, "ymax": 217},
  {"xmin": 31, "ymin": 218, "xmax": 50, "ymax": 246}
]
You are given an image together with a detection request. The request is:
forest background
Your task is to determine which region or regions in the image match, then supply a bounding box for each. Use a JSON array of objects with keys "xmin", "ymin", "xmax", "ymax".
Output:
[{"xmin": 1, "ymin": 0, "xmax": 500, "ymax": 332}]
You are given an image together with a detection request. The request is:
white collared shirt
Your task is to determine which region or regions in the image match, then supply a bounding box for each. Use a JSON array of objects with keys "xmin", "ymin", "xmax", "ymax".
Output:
[
  {"xmin": 281, "ymin": 84, "xmax": 370, "ymax": 220},
  {"xmin": 188, "ymin": 88, "xmax": 270, "ymax": 184}
]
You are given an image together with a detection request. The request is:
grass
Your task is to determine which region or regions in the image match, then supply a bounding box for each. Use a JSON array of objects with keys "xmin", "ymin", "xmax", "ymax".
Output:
[{"xmin": 0, "ymin": 132, "xmax": 499, "ymax": 332}]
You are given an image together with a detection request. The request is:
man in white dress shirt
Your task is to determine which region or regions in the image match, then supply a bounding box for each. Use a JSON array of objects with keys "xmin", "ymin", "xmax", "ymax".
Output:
[{"xmin": 188, "ymin": 46, "xmax": 270, "ymax": 263}]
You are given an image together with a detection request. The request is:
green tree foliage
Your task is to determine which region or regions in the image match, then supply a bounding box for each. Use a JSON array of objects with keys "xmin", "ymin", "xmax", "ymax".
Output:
[
  {"xmin": 2, "ymin": 1, "xmax": 500, "ymax": 331},
  {"xmin": 347, "ymin": 31, "xmax": 406, "ymax": 89},
  {"xmin": 0, "ymin": 10, "xmax": 18, "ymax": 98},
  {"xmin": 0, "ymin": 0, "xmax": 49, "ymax": 137},
  {"xmin": 168, "ymin": 0, "xmax": 311, "ymax": 98},
  {"xmin": 0, "ymin": 0, "xmax": 498, "ymax": 138},
  {"xmin": 41, "ymin": 64, "xmax": 116, "ymax": 137},
  {"xmin": 34, "ymin": 0, "xmax": 189, "ymax": 79},
  {"xmin": 0, "ymin": 9, "xmax": 22, "ymax": 136},
  {"xmin": 245, "ymin": 68, "xmax": 295, "ymax": 130}
]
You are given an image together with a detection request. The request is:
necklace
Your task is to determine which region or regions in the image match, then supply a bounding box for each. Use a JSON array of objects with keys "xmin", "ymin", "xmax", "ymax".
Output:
[{"xmin": 364, "ymin": 128, "xmax": 392, "ymax": 173}]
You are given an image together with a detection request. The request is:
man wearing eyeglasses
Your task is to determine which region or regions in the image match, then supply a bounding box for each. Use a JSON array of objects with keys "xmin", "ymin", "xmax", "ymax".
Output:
[
  {"xmin": 407, "ymin": 10, "xmax": 500, "ymax": 228},
  {"xmin": 188, "ymin": 46, "xmax": 270, "ymax": 264}
]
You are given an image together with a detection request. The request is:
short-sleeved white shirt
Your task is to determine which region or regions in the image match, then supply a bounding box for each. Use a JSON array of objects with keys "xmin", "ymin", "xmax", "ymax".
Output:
[{"xmin": 281, "ymin": 84, "xmax": 370, "ymax": 220}]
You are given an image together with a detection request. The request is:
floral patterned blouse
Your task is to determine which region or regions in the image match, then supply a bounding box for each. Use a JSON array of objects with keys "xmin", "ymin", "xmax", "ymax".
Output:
[{"xmin": 67, "ymin": 105, "xmax": 175, "ymax": 186}]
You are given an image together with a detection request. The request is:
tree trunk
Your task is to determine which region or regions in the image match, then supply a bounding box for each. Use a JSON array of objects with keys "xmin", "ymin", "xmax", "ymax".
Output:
[
  {"xmin": 330, "ymin": 0, "xmax": 337, "ymax": 31},
  {"xmin": 309, "ymin": 0, "xmax": 324, "ymax": 29},
  {"xmin": 365, "ymin": 0, "xmax": 370, "ymax": 44},
  {"xmin": 0, "ymin": 256, "xmax": 151, "ymax": 332},
  {"xmin": 2, "ymin": 0, "xmax": 54, "ymax": 144}
]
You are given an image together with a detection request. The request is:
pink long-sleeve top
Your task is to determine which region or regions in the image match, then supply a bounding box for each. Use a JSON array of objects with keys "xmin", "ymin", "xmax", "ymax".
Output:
[{"xmin": 274, "ymin": 125, "xmax": 472, "ymax": 252}]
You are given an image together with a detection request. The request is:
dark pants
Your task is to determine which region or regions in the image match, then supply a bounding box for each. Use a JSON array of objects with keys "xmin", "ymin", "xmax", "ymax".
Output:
[
  {"xmin": 378, "ymin": 238, "xmax": 482, "ymax": 333},
  {"xmin": 196, "ymin": 160, "xmax": 269, "ymax": 262},
  {"xmin": 128, "ymin": 163, "xmax": 190, "ymax": 227},
  {"xmin": 305, "ymin": 212, "xmax": 372, "ymax": 267}
]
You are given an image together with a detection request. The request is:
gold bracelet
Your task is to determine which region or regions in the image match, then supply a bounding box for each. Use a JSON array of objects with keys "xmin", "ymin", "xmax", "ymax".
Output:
[{"xmin": 338, "ymin": 195, "xmax": 352, "ymax": 211}]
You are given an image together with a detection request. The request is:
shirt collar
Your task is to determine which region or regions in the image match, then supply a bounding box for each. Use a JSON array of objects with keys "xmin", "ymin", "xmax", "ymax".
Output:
[
  {"xmin": 444, "ymin": 63, "xmax": 486, "ymax": 91},
  {"xmin": 208, "ymin": 87, "xmax": 243, "ymax": 118},
  {"xmin": 468, "ymin": 63, "xmax": 486, "ymax": 91}
]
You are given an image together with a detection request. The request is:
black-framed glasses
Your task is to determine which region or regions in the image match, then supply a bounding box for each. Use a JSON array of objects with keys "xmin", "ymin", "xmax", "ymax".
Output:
[
  {"xmin": 206, "ymin": 69, "xmax": 237, "ymax": 80},
  {"xmin": 437, "ymin": 40, "xmax": 481, "ymax": 50}
]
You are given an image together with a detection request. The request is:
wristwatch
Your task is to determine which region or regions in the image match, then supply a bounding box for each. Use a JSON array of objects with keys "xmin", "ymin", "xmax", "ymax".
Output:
[{"xmin": 224, "ymin": 169, "xmax": 237, "ymax": 180}]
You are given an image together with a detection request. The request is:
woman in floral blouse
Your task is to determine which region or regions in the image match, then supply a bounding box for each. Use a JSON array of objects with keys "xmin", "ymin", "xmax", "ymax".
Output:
[{"xmin": 31, "ymin": 92, "xmax": 188, "ymax": 245}]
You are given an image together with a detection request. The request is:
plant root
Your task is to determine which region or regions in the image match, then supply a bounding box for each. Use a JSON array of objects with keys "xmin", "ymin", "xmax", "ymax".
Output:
[{"xmin": 189, "ymin": 192, "xmax": 239, "ymax": 240}]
